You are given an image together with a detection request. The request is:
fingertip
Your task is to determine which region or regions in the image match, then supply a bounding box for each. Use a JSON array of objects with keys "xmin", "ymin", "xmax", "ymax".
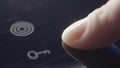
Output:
[
  {"xmin": 62, "ymin": 0, "xmax": 120, "ymax": 50},
  {"xmin": 62, "ymin": 18, "xmax": 87, "ymax": 49}
]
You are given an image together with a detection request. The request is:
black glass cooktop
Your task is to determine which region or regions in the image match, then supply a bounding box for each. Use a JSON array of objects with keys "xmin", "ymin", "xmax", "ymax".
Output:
[{"xmin": 0, "ymin": 0, "xmax": 108, "ymax": 68}]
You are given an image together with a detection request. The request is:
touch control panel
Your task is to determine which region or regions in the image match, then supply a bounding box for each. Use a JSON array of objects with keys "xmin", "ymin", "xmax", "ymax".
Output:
[{"xmin": 0, "ymin": 0, "xmax": 108, "ymax": 68}]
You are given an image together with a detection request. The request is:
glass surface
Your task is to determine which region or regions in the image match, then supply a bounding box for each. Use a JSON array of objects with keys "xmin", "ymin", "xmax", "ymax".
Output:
[{"xmin": 0, "ymin": 0, "xmax": 108, "ymax": 68}]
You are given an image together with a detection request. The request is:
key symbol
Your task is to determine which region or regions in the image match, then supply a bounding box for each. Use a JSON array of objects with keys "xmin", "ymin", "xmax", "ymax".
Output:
[{"xmin": 27, "ymin": 50, "xmax": 51, "ymax": 60}]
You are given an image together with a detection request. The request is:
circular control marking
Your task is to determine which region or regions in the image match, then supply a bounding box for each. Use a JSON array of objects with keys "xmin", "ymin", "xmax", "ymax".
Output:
[
  {"xmin": 10, "ymin": 21, "xmax": 35, "ymax": 37},
  {"xmin": 27, "ymin": 50, "xmax": 39, "ymax": 60}
]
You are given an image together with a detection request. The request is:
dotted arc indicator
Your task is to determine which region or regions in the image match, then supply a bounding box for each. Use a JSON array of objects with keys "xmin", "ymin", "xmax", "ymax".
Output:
[{"xmin": 10, "ymin": 21, "xmax": 35, "ymax": 37}]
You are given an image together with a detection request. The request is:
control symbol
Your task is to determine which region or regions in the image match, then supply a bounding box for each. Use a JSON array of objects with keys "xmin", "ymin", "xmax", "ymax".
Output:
[
  {"xmin": 10, "ymin": 21, "xmax": 35, "ymax": 37},
  {"xmin": 27, "ymin": 50, "xmax": 51, "ymax": 60}
]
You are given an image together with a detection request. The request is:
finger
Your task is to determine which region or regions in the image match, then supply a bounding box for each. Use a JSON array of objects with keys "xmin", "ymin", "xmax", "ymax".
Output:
[{"xmin": 62, "ymin": 0, "xmax": 120, "ymax": 50}]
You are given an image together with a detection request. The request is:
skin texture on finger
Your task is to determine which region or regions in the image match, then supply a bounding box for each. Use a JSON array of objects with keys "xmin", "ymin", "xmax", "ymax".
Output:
[{"xmin": 62, "ymin": 0, "xmax": 120, "ymax": 50}]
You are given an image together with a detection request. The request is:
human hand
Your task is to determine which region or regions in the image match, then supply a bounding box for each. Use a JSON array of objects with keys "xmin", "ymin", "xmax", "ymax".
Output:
[
  {"xmin": 62, "ymin": 0, "xmax": 120, "ymax": 50},
  {"xmin": 62, "ymin": 0, "xmax": 120, "ymax": 68}
]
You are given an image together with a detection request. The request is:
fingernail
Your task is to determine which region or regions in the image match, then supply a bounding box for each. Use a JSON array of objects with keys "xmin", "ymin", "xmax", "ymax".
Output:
[{"xmin": 62, "ymin": 18, "xmax": 88, "ymax": 47}]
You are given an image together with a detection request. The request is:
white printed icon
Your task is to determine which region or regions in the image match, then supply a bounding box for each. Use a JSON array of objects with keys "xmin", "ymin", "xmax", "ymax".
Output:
[
  {"xmin": 10, "ymin": 21, "xmax": 35, "ymax": 37},
  {"xmin": 27, "ymin": 50, "xmax": 51, "ymax": 60}
]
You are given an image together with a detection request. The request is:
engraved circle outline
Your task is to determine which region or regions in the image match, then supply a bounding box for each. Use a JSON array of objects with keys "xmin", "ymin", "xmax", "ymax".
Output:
[
  {"xmin": 27, "ymin": 50, "xmax": 39, "ymax": 60},
  {"xmin": 10, "ymin": 21, "xmax": 35, "ymax": 37}
]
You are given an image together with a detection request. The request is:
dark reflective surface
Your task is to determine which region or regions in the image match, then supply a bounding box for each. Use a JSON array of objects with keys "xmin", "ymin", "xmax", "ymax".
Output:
[
  {"xmin": 0, "ymin": 0, "xmax": 108, "ymax": 68},
  {"xmin": 62, "ymin": 42, "xmax": 120, "ymax": 68}
]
